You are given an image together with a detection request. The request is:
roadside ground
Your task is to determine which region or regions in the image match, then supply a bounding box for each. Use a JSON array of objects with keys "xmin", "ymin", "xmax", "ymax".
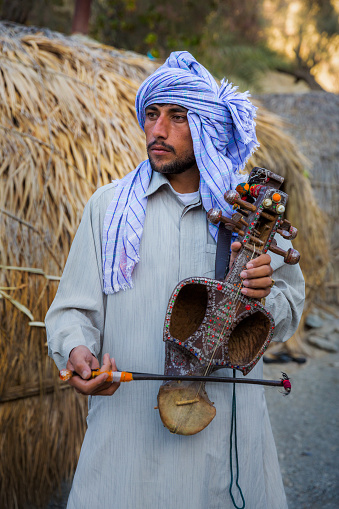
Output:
[{"xmin": 265, "ymin": 347, "xmax": 339, "ymax": 509}]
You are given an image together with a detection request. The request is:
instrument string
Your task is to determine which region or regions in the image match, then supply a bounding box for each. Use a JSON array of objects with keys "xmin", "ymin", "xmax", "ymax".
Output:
[
  {"xmin": 192, "ymin": 244, "xmax": 257, "ymax": 400},
  {"xmin": 173, "ymin": 242, "xmax": 259, "ymax": 433}
]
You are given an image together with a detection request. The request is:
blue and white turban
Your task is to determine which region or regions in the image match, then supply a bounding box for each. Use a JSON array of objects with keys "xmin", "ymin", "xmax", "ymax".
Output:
[{"xmin": 102, "ymin": 51, "xmax": 258, "ymax": 294}]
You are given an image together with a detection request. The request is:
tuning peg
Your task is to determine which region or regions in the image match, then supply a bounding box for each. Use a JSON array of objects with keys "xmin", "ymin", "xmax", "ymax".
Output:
[
  {"xmin": 231, "ymin": 211, "xmax": 249, "ymax": 227},
  {"xmin": 207, "ymin": 208, "xmax": 245, "ymax": 236},
  {"xmin": 289, "ymin": 226, "xmax": 298, "ymax": 239},
  {"xmin": 277, "ymin": 226, "xmax": 298, "ymax": 240},
  {"xmin": 224, "ymin": 190, "xmax": 257, "ymax": 212},
  {"xmin": 277, "ymin": 228, "xmax": 298, "ymax": 240},
  {"xmin": 268, "ymin": 239, "xmax": 300, "ymax": 265},
  {"xmin": 279, "ymin": 220, "xmax": 298, "ymax": 238},
  {"xmin": 207, "ymin": 208, "xmax": 222, "ymax": 225}
]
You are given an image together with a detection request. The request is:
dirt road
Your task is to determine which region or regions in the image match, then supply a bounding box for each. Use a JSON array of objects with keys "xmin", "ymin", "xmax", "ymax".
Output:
[{"xmin": 265, "ymin": 350, "xmax": 339, "ymax": 509}]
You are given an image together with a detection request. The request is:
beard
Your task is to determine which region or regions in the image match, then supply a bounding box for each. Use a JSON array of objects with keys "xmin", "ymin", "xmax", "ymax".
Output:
[
  {"xmin": 149, "ymin": 155, "xmax": 197, "ymax": 175},
  {"xmin": 148, "ymin": 150, "xmax": 197, "ymax": 175}
]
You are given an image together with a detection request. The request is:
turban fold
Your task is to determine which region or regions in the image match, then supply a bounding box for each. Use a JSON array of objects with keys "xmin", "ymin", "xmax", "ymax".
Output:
[{"xmin": 102, "ymin": 51, "xmax": 258, "ymax": 294}]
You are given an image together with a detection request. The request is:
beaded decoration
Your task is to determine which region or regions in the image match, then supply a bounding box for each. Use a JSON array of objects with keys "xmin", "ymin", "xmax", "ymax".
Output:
[{"xmin": 164, "ymin": 277, "xmax": 275, "ymax": 375}]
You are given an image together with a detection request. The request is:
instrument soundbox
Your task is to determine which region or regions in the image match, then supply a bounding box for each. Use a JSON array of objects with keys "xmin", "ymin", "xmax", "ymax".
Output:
[{"xmin": 157, "ymin": 167, "xmax": 300, "ymax": 435}]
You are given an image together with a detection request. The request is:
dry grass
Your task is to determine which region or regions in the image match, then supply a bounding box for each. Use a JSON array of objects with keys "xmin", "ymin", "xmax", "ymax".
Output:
[{"xmin": 0, "ymin": 23, "xmax": 328, "ymax": 507}]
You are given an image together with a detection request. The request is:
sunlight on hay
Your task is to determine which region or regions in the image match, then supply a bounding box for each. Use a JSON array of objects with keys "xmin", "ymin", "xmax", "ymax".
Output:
[{"xmin": 0, "ymin": 22, "xmax": 329, "ymax": 508}]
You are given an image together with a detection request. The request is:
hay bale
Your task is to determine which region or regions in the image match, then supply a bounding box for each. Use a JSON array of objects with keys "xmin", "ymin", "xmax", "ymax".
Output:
[{"xmin": 0, "ymin": 23, "xmax": 328, "ymax": 508}]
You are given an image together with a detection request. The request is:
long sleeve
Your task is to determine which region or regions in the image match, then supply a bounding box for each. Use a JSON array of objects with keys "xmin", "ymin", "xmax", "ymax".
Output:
[
  {"xmin": 45, "ymin": 185, "xmax": 115, "ymax": 370},
  {"xmin": 266, "ymin": 235, "xmax": 305, "ymax": 343}
]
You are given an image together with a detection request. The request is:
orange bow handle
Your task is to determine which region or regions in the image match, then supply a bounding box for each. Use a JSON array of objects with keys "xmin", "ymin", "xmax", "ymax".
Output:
[{"xmin": 59, "ymin": 369, "xmax": 133, "ymax": 383}]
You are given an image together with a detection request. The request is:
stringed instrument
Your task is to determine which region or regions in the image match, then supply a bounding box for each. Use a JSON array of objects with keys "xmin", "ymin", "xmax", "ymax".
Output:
[{"xmin": 157, "ymin": 167, "xmax": 300, "ymax": 435}]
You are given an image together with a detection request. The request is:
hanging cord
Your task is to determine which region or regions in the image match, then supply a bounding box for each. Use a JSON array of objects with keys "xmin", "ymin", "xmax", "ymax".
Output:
[{"xmin": 229, "ymin": 369, "xmax": 246, "ymax": 509}]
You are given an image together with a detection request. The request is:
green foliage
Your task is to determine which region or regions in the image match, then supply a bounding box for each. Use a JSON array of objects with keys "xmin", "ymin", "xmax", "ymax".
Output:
[
  {"xmin": 309, "ymin": 0, "xmax": 339, "ymax": 36},
  {"xmin": 198, "ymin": 39, "xmax": 289, "ymax": 92},
  {"xmin": 2, "ymin": 0, "xmax": 337, "ymax": 90},
  {"xmin": 90, "ymin": 0, "xmax": 287, "ymax": 90},
  {"xmin": 91, "ymin": 0, "xmax": 213, "ymax": 56},
  {"xmin": 196, "ymin": 4, "xmax": 289, "ymax": 91}
]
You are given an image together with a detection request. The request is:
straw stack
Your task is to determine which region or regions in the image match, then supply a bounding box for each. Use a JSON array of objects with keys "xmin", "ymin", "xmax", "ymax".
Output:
[
  {"xmin": 0, "ymin": 23, "xmax": 157, "ymax": 508},
  {"xmin": 0, "ymin": 23, "xmax": 328, "ymax": 508}
]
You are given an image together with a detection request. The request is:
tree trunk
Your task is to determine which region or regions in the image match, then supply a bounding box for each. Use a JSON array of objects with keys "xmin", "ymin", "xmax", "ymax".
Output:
[
  {"xmin": 277, "ymin": 66, "xmax": 325, "ymax": 91},
  {"xmin": 72, "ymin": 0, "xmax": 92, "ymax": 35}
]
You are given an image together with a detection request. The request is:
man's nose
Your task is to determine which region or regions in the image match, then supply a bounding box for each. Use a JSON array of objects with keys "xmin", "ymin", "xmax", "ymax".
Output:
[{"xmin": 152, "ymin": 115, "xmax": 169, "ymax": 139}]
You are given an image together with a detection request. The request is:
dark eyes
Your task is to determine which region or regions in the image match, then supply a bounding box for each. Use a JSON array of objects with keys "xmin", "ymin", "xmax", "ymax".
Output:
[
  {"xmin": 145, "ymin": 112, "xmax": 187, "ymax": 122},
  {"xmin": 146, "ymin": 112, "xmax": 157, "ymax": 119}
]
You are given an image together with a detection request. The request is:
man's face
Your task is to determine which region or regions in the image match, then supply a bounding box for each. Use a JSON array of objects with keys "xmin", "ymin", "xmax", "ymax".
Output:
[{"xmin": 144, "ymin": 104, "xmax": 197, "ymax": 175}]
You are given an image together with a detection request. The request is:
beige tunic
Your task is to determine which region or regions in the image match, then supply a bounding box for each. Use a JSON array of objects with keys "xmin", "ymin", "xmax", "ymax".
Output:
[{"xmin": 46, "ymin": 171, "xmax": 305, "ymax": 509}]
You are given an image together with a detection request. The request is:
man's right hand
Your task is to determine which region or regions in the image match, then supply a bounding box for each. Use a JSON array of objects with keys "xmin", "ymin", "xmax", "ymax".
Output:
[{"xmin": 66, "ymin": 345, "xmax": 120, "ymax": 396}]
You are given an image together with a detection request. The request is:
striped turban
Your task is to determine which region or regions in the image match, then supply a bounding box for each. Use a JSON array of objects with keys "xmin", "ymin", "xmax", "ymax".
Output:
[{"xmin": 102, "ymin": 51, "xmax": 258, "ymax": 294}]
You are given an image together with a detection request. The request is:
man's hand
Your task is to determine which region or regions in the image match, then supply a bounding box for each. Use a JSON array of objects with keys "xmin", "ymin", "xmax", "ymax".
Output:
[
  {"xmin": 230, "ymin": 242, "xmax": 274, "ymax": 299},
  {"xmin": 66, "ymin": 345, "xmax": 120, "ymax": 396}
]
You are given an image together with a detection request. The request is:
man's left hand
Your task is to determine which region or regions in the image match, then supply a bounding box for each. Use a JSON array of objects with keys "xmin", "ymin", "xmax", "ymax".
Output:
[{"xmin": 230, "ymin": 242, "xmax": 274, "ymax": 299}]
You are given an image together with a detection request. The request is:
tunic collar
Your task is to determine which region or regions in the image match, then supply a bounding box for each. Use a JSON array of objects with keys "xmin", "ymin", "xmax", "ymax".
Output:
[{"xmin": 144, "ymin": 170, "xmax": 201, "ymax": 206}]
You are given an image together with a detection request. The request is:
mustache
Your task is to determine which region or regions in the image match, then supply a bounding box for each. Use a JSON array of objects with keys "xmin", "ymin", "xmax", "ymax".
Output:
[{"xmin": 147, "ymin": 140, "xmax": 176, "ymax": 154}]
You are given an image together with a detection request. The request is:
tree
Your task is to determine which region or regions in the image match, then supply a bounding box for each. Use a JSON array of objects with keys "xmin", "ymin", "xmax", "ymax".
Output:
[
  {"xmin": 91, "ymin": 0, "xmax": 285, "ymax": 90},
  {"xmin": 72, "ymin": 0, "xmax": 93, "ymax": 34},
  {"xmin": 197, "ymin": 0, "xmax": 287, "ymax": 90},
  {"xmin": 263, "ymin": 0, "xmax": 339, "ymax": 91},
  {"xmin": 91, "ymin": 0, "xmax": 215, "ymax": 57}
]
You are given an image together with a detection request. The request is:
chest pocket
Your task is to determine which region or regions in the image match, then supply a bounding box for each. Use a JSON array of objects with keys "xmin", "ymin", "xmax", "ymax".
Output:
[{"xmin": 204, "ymin": 243, "xmax": 217, "ymax": 277}]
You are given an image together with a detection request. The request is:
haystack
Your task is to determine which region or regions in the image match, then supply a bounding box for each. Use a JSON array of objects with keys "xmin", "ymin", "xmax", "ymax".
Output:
[{"xmin": 0, "ymin": 23, "xmax": 328, "ymax": 508}]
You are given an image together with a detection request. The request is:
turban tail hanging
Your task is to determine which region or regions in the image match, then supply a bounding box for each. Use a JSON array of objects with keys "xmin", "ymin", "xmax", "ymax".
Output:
[{"xmin": 102, "ymin": 51, "xmax": 259, "ymax": 294}]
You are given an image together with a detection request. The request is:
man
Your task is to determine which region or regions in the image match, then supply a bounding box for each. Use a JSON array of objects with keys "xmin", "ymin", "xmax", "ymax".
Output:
[{"xmin": 46, "ymin": 52, "xmax": 304, "ymax": 508}]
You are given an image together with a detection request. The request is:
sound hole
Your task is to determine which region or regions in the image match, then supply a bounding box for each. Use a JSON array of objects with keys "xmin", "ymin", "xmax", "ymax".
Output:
[
  {"xmin": 228, "ymin": 311, "xmax": 270, "ymax": 365},
  {"xmin": 169, "ymin": 284, "xmax": 208, "ymax": 341}
]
